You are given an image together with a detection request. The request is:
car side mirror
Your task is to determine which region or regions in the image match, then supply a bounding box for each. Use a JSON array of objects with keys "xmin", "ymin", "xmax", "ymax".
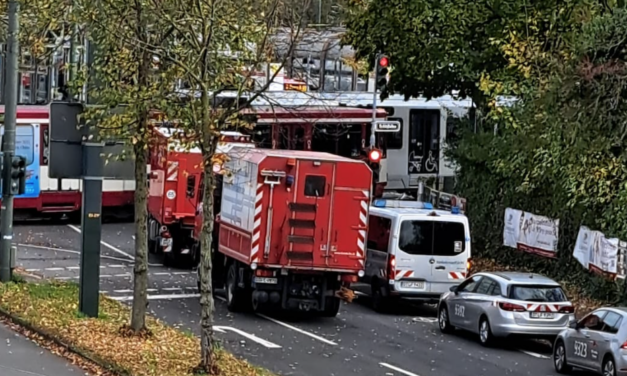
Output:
[
  {"xmin": 450, "ymin": 285, "xmax": 459, "ymax": 294},
  {"xmin": 569, "ymin": 321, "xmax": 578, "ymax": 330}
]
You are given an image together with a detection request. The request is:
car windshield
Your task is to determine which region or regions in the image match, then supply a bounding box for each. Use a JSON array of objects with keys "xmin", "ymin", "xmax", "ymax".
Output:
[
  {"xmin": 398, "ymin": 220, "xmax": 466, "ymax": 256},
  {"xmin": 509, "ymin": 284, "xmax": 567, "ymax": 302}
]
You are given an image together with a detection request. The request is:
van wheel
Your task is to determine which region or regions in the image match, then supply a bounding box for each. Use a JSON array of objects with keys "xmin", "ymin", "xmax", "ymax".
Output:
[
  {"xmin": 478, "ymin": 317, "xmax": 494, "ymax": 346},
  {"xmin": 438, "ymin": 305, "xmax": 454, "ymax": 334}
]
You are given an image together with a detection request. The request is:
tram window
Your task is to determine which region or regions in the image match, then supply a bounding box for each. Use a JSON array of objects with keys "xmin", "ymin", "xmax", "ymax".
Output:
[{"xmin": 385, "ymin": 117, "xmax": 403, "ymax": 149}]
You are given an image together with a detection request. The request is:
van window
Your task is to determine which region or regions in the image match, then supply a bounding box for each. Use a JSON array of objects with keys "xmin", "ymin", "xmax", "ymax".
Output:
[
  {"xmin": 367, "ymin": 215, "xmax": 392, "ymax": 253},
  {"xmin": 304, "ymin": 175, "xmax": 326, "ymax": 197},
  {"xmin": 398, "ymin": 221, "xmax": 466, "ymax": 256}
]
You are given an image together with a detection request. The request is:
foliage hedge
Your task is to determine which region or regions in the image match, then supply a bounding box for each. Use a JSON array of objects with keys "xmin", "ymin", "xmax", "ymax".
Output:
[{"xmin": 449, "ymin": 9, "xmax": 627, "ymax": 304}]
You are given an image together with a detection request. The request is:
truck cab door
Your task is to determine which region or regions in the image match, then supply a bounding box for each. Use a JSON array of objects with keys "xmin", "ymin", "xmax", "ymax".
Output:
[{"xmin": 284, "ymin": 160, "xmax": 334, "ymax": 267}]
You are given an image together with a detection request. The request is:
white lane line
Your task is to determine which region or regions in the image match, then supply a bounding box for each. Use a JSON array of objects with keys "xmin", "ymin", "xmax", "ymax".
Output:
[
  {"xmin": 18, "ymin": 243, "xmax": 161, "ymax": 267},
  {"xmin": 163, "ymin": 287, "xmax": 183, "ymax": 291},
  {"xmin": 18, "ymin": 243, "xmax": 135, "ymax": 264},
  {"xmin": 256, "ymin": 313, "xmax": 338, "ymax": 346},
  {"xmin": 519, "ymin": 350, "xmax": 550, "ymax": 359},
  {"xmin": 380, "ymin": 363, "xmax": 420, "ymax": 376},
  {"xmin": 213, "ymin": 326, "xmax": 281, "ymax": 349},
  {"xmin": 67, "ymin": 225, "xmax": 135, "ymax": 261},
  {"xmin": 109, "ymin": 293, "xmax": 200, "ymax": 301},
  {"xmin": 113, "ymin": 289, "xmax": 133, "ymax": 294}
]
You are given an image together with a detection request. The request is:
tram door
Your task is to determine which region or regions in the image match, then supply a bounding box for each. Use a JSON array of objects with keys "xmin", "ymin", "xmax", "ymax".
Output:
[{"xmin": 408, "ymin": 109, "xmax": 440, "ymax": 175}]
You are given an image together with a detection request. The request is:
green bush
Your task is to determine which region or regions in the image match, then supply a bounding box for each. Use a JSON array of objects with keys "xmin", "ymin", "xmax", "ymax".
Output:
[{"xmin": 449, "ymin": 9, "xmax": 627, "ymax": 304}]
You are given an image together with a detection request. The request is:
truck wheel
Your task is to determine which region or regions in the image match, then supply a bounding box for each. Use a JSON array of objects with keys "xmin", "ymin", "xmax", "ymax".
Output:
[
  {"xmin": 321, "ymin": 297, "xmax": 341, "ymax": 318},
  {"xmin": 226, "ymin": 263, "xmax": 247, "ymax": 312}
]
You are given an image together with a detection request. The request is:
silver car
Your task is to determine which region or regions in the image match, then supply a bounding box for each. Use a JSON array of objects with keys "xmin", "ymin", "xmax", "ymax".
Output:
[
  {"xmin": 437, "ymin": 271, "xmax": 575, "ymax": 346},
  {"xmin": 554, "ymin": 307, "xmax": 627, "ymax": 376}
]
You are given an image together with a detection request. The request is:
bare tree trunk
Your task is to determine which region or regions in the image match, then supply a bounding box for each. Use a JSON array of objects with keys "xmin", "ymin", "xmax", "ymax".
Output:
[
  {"xmin": 198, "ymin": 89, "xmax": 218, "ymax": 374},
  {"xmin": 130, "ymin": 136, "xmax": 149, "ymax": 331},
  {"xmin": 130, "ymin": 16, "xmax": 152, "ymax": 330}
]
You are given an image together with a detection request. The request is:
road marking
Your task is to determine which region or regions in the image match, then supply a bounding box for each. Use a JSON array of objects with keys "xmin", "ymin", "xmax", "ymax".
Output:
[
  {"xmin": 218, "ymin": 295, "xmax": 338, "ymax": 346},
  {"xmin": 17, "ymin": 243, "xmax": 137, "ymax": 264},
  {"xmin": 109, "ymin": 293, "xmax": 200, "ymax": 301},
  {"xmin": 213, "ymin": 326, "xmax": 281, "ymax": 349},
  {"xmin": 163, "ymin": 287, "xmax": 183, "ymax": 291},
  {"xmin": 256, "ymin": 314, "xmax": 338, "ymax": 346},
  {"xmin": 380, "ymin": 363, "xmax": 420, "ymax": 376},
  {"xmin": 67, "ymin": 224, "xmax": 135, "ymax": 261},
  {"xmin": 412, "ymin": 317, "xmax": 437, "ymax": 323},
  {"xmin": 519, "ymin": 350, "xmax": 550, "ymax": 359}
]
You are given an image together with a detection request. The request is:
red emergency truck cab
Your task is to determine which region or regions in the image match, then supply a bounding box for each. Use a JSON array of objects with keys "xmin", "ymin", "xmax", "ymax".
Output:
[
  {"xmin": 147, "ymin": 127, "xmax": 254, "ymax": 266},
  {"xmin": 196, "ymin": 147, "xmax": 372, "ymax": 317}
]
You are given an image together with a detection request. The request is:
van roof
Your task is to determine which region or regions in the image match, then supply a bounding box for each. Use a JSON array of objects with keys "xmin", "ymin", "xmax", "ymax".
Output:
[{"xmin": 369, "ymin": 206, "xmax": 467, "ymax": 220}]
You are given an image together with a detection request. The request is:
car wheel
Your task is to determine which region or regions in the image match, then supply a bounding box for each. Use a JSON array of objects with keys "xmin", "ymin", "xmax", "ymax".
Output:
[
  {"xmin": 603, "ymin": 356, "xmax": 616, "ymax": 376},
  {"xmin": 438, "ymin": 305, "xmax": 454, "ymax": 334},
  {"xmin": 478, "ymin": 317, "xmax": 494, "ymax": 346},
  {"xmin": 553, "ymin": 340, "xmax": 572, "ymax": 374}
]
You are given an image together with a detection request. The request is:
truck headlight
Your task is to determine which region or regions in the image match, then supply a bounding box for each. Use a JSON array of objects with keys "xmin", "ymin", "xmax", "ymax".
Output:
[
  {"xmin": 251, "ymin": 262, "xmax": 258, "ymax": 270},
  {"xmin": 358, "ymin": 270, "xmax": 365, "ymax": 277}
]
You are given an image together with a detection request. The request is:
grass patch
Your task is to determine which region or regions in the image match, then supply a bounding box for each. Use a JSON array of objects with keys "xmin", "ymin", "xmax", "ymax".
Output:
[{"xmin": 0, "ymin": 281, "xmax": 275, "ymax": 376}]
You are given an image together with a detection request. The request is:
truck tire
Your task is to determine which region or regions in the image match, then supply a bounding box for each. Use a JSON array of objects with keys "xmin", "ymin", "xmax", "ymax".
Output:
[
  {"xmin": 321, "ymin": 297, "xmax": 341, "ymax": 318},
  {"xmin": 226, "ymin": 262, "xmax": 248, "ymax": 312}
]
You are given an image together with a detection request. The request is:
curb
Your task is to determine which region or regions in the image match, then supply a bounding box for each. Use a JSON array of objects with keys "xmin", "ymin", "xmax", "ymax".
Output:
[{"xmin": 0, "ymin": 306, "xmax": 132, "ymax": 376}]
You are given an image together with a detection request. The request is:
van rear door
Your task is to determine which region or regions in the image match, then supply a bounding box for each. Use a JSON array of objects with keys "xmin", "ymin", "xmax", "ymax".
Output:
[{"xmin": 397, "ymin": 217, "xmax": 470, "ymax": 293}]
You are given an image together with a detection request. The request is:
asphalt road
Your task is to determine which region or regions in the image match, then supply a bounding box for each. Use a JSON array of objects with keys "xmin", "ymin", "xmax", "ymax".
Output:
[{"xmin": 13, "ymin": 220, "xmax": 592, "ymax": 376}]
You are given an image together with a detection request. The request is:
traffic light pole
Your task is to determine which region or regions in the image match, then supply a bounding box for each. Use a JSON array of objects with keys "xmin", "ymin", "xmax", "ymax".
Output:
[
  {"xmin": 78, "ymin": 141, "xmax": 104, "ymax": 318},
  {"xmin": 0, "ymin": 0, "xmax": 20, "ymax": 283},
  {"xmin": 370, "ymin": 54, "xmax": 379, "ymax": 148}
]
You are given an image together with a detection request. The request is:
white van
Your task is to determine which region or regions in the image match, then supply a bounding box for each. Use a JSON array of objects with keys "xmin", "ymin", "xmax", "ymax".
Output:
[{"xmin": 362, "ymin": 199, "xmax": 471, "ymax": 311}]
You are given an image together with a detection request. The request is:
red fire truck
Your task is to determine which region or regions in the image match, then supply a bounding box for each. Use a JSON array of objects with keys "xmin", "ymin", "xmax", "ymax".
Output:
[
  {"xmin": 147, "ymin": 127, "xmax": 254, "ymax": 266},
  {"xmin": 186, "ymin": 147, "xmax": 372, "ymax": 316}
]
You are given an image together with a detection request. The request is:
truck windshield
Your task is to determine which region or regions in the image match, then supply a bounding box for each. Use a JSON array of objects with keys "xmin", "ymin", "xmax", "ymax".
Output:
[
  {"xmin": 508, "ymin": 285, "xmax": 568, "ymax": 302},
  {"xmin": 398, "ymin": 220, "xmax": 466, "ymax": 256}
]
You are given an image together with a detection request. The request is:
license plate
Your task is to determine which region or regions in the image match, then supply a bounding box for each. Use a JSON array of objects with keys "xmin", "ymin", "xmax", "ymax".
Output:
[
  {"xmin": 254, "ymin": 277, "xmax": 278, "ymax": 284},
  {"xmin": 400, "ymin": 281, "xmax": 425, "ymax": 289},
  {"xmin": 160, "ymin": 238, "xmax": 172, "ymax": 246},
  {"xmin": 530, "ymin": 312, "xmax": 555, "ymax": 319}
]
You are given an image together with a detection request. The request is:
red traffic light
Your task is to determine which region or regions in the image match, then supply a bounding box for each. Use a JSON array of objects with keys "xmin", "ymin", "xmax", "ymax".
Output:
[
  {"xmin": 368, "ymin": 148, "xmax": 382, "ymax": 163},
  {"xmin": 379, "ymin": 56, "xmax": 389, "ymax": 68}
]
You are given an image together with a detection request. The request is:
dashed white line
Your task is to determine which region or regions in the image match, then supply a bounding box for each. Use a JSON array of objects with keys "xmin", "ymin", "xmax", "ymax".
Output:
[
  {"xmin": 379, "ymin": 363, "xmax": 420, "ymax": 376},
  {"xmin": 67, "ymin": 224, "xmax": 135, "ymax": 261},
  {"xmin": 109, "ymin": 293, "xmax": 200, "ymax": 301},
  {"xmin": 152, "ymin": 272, "xmax": 170, "ymax": 276},
  {"xmin": 163, "ymin": 287, "xmax": 183, "ymax": 291},
  {"xmin": 519, "ymin": 350, "xmax": 550, "ymax": 359},
  {"xmin": 256, "ymin": 313, "xmax": 338, "ymax": 346},
  {"xmin": 18, "ymin": 243, "xmax": 135, "ymax": 264}
]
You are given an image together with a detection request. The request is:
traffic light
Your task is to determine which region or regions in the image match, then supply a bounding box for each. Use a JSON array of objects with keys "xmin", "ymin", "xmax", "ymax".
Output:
[
  {"xmin": 3, "ymin": 155, "xmax": 26, "ymax": 195},
  {"xmin": 375, "ymin": 54, "xmax": 389, "ymax": 92},
  {"xmin": 368, "ymin": 148, "xmax": 382, "ymax": 163}
]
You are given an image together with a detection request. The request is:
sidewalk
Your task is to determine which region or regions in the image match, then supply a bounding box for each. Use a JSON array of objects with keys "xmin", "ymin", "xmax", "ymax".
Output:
[{"xmin": 0, "ymin": 322, "xmax": 85, "ymax": 376}]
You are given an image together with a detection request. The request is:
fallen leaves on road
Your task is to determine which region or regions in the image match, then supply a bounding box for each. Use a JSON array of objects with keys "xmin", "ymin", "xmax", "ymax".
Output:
[
  {"xmin": 470, "ymin": 258, "xmax": 603, "ymax": 318},
  {"xmin": 0, "ymin": 281, "xmax": 275, "ymax": 376}
]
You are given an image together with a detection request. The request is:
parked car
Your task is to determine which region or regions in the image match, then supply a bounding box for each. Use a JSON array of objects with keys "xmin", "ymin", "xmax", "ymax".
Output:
[
  {"xmin": 437, "ymin": 271, "xmax": 575, "ymax": 346},
  {"xmin": 554, "ymin": 307, "xmax": 627, "ymax": 375}
]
